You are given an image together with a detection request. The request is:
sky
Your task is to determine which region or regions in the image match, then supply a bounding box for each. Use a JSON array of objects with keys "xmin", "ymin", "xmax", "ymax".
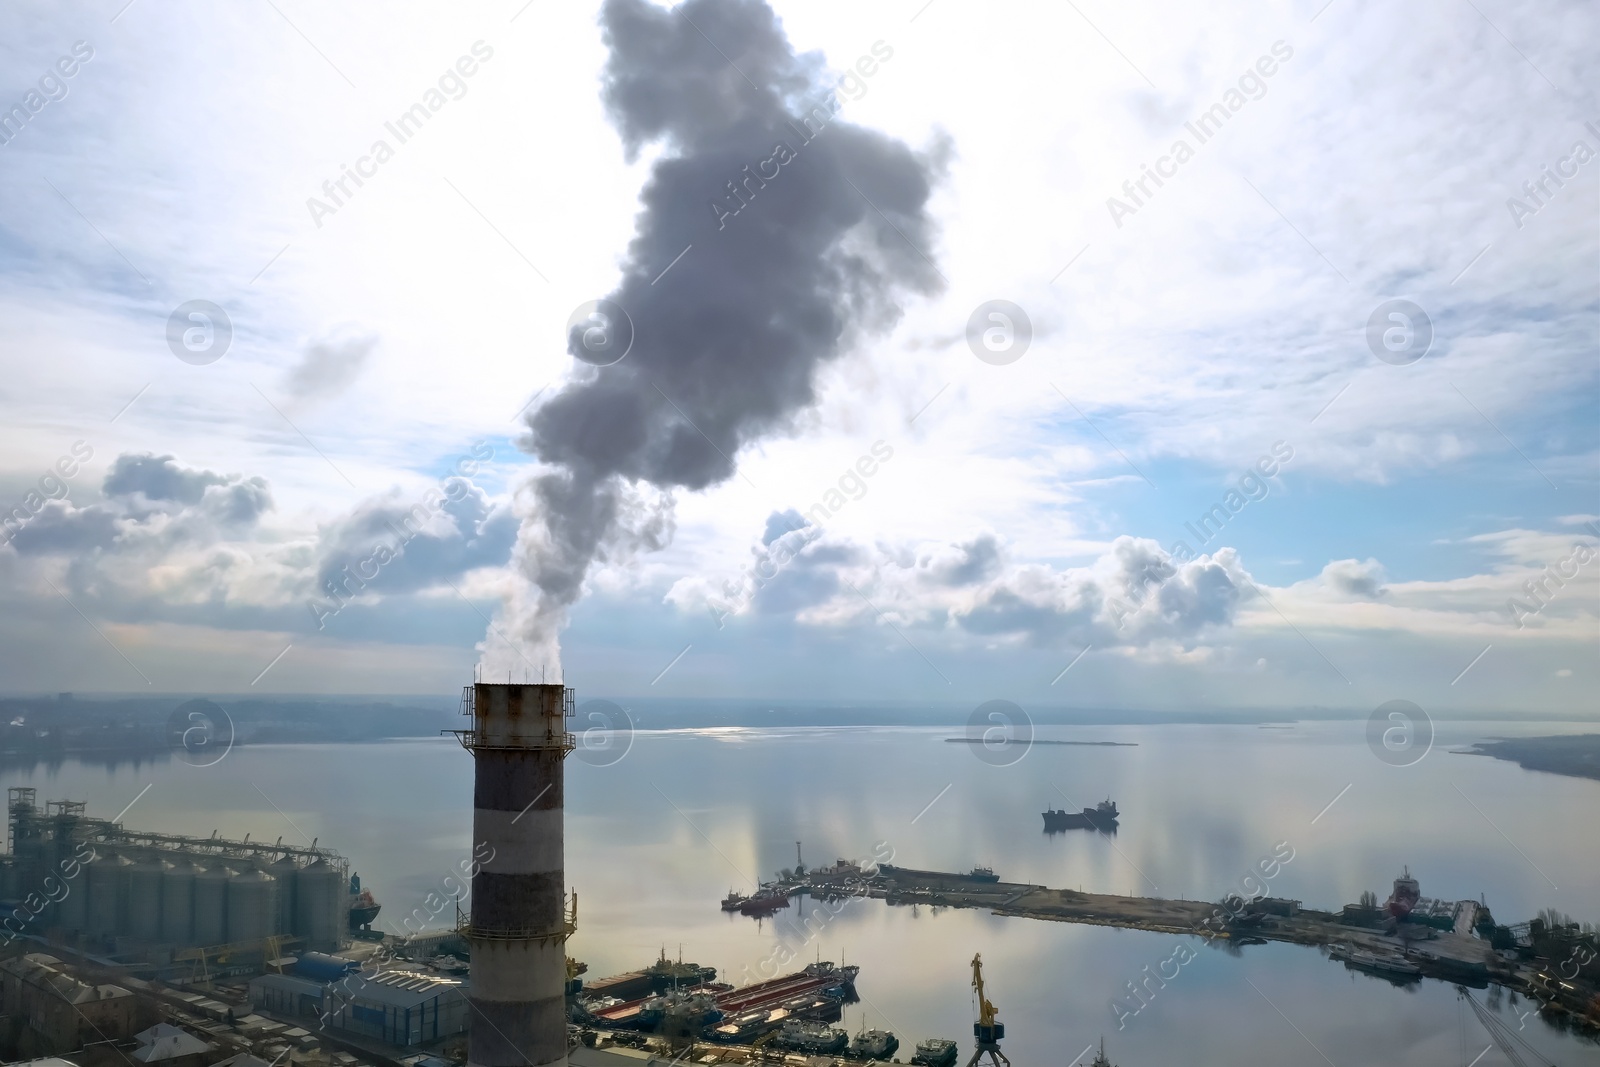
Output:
[{"xmin": 0, "ymin": 0, "xmax": 1594, "ymax": 717}]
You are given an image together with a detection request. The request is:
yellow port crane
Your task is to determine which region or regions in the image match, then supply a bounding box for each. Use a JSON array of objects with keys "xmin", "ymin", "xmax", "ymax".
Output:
[
  {"xmin": 173, "ymin": 934, "xmax": 291, "ymax": 987},
  {"xmin": 564, "ymin": 892, "xmax": 583, "ymax": 995},
  {"xmin": 963, "ymin": 954, "xmax": 1011, "ymax": 1067}
]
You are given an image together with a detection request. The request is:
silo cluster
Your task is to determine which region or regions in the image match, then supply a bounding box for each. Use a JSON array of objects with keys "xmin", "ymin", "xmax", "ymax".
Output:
[
  {"xmin": 1, "ymin": 789, "xmax": 352, "ymax": 952},
  {"xmin": 69, "ymin": 849, "xmax": 345, "ymax": 950}
]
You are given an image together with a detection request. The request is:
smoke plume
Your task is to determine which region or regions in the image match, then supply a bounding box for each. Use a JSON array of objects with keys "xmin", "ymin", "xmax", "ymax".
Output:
[{"xmin": 483, "ymin": 0, "xmax": 946, "ymax": 675}]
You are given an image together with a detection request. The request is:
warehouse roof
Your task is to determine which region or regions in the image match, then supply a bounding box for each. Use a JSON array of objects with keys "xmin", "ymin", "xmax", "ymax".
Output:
[
  {"xmin": 1, "ymin": 954, "xmax": 132, "ymax": 1005},
  {"xmin": 340, "ymin": 970, "xmax": 464, "ymax": 1009},
  {"xmin": 132, "ymin": 1023, "xmax": 211, "ymax": 1062}
]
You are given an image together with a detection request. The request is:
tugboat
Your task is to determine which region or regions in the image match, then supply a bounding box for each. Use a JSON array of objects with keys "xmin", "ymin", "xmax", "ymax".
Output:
[
  {"xmin": 720, "ymin": 889, "xmax": 749, "ymax": 912},
  {"xmin": 802, "ymin": 959, "xmax": 860, "ymax": 994},
  {"xmin": 1042, "ymin": 799, "xmax": 1119, "ymax": 832},
  {"xmin": 847, "ymin": 1027, "xmax": 899, "ymax": 1060},
  {"xmin": 644, "ymin": 946, "xmax": 717, "ymax": 990},
  {"xmin": 910, "ymin": 1038, "xmax": 959, "ymax": 1067},
  {"xmin": 639, "ymin": 988, "xmax": 722, "ymax": 1029},
  {"xmin": 348, "ymin": 872, "xmax": 381, "ymax": 930}
]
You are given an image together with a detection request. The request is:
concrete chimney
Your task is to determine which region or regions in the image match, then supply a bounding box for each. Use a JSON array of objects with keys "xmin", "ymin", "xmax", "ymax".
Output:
[{"xmin": 460, "ymin": 682, "xmax": 573, "ymax": 1067}]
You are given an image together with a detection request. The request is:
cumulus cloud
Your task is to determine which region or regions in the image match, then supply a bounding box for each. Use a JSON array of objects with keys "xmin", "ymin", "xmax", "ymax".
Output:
[
  {"xmin": 103, "ymin": 454, "xmax": 229, "ymax": 506},
  {"xmin": 0, "ymin": 452, "xmax": 517, "ymax": 641},
  {"xmin": 310, "ymin": 479, "xmax": 517, "ymax": 599},
  {"xmin": 9, "ymin": 455, "xmax": 273, "ymax": 556},
  {"xmin": 669, "ymin": 517, "xmax": 1251, "ymax": 654}
]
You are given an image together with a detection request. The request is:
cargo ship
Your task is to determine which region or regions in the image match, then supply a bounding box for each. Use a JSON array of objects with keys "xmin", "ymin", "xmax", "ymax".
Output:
[
  {"xmin": 599, "ymin": 962, "xmax": 857, "ymax": 1036},
  {"xmin": 1385, "ymin": 867, "xmax": 1420, "ymax": 919},
  {"xmin": 580, "ymin": 949, "xmax": 719, "ymax": 1004},
  {"xmin": 1042, "ymin": 799, "xmax": 1119, "ymax": 832},
  {"xmin": 348, "ymin": 873, "xmax": 381, "ymax": 930}
]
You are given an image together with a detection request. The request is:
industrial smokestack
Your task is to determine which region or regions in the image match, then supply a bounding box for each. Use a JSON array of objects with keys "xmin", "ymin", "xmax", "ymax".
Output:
[{"xmin": 460, "ymin": 682, "xmax": 573, "ymax": 1067}]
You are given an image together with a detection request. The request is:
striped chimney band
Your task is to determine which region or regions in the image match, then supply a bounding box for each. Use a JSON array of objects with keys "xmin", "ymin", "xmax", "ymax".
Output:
[{"xmin": 459, "ymin": 683, "xmax": 574, "ymax": 1067}]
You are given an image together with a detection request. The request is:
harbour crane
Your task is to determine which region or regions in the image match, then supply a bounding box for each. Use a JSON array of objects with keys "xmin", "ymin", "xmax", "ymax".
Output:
[{"xmin": 963, "ymin": 954, "xmax": 1011, "ymax": 1067}]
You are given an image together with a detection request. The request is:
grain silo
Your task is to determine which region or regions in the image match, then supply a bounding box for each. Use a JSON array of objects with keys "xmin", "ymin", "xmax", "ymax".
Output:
[
  {"xmin": 295, "ymin": 857, "xmax": 343, "ymax": 952},
  {"xmin": 162, "ymin": 859, "xmax": 201, "ymax": 944},
  {"xmin": 58, "ymin": 860, "xmax": 90, "ymax": 931},
  {"xmin": 87, "ymin": 853, "xmax": 132, "ymax": 935},
  {"xmin": 226, "ymin": 867, "xmax": 278, "ymax": 943},
  {"xmin": 127, "ymin": 855, "xmax": 168, "ymax": 941},
  {"xmin": 268, "ymin": 854, "xmax": 299, "ymax": 936},
  {"xmin": 193, "ymin": 865, "xmax": 235, "ymax": 946},
  {"xmin": 462, "ymin": 682, "xmax": 573, "ymax": 1067}
]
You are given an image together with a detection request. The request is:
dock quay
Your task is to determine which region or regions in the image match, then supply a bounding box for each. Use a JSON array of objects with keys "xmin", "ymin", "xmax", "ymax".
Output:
[{"xmin": 773, "ymin": 867, "xmax": 1598, "ymax": 1029}]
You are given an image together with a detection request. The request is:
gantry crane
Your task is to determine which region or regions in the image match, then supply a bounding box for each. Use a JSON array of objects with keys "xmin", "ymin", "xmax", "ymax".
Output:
[{"xmin": 964, "ymin": 954, "xmax": 1011, "ymax": 1067}]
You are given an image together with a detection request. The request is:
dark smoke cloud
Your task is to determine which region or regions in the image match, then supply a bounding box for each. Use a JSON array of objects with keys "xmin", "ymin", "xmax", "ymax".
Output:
[{"xmin": 492, "ymin": 0, "xmax": 946, "ymax": 671}]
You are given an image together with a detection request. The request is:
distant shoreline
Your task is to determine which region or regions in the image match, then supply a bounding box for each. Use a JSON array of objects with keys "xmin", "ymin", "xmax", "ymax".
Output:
[
  {"xmin": 1462, "ymin": 734, "xmax": 1600, "ymax": 782},
  {"xmin": 945, "ymin": 738, "xmax": 1137, "ymax": 747}
]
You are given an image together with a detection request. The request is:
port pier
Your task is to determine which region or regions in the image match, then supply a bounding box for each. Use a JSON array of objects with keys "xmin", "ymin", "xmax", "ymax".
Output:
[{"xmin": 761, "ymin": 866, "xmax": 1597, "ymax": 1026}]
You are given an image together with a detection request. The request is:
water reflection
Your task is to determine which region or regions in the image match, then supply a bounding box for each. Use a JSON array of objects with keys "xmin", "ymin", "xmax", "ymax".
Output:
[{"xmin": 0, "ymin": 722, "xmax": 1595, "ymax": 1066}]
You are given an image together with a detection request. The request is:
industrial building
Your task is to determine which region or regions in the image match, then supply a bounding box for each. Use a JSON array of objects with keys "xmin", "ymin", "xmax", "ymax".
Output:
[
  {"xmin": 247, "ymin": 969, "xmax": 467, "ymax": 1047},
  {"xmin": 0, "ymin": 789, "xmax": 351, "ymax": 957},
  {"xmin": 0, "ymin": 953, "xmax": 139, "ymax": 1052}
]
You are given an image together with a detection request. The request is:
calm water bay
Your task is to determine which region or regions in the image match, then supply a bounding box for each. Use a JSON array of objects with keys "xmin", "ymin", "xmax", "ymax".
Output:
[{"xmin": 6, "ymin": 719, "xmax": 1598, "ymax": 1067}]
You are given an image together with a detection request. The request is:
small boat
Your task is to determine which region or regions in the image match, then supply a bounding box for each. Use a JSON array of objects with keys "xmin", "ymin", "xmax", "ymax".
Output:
[
  {"xmin": 1332, "ymin": 944, "xmax": 1422, "ymax": 978},
  {"xmin": 968, "ymin": 866, "xmax": 999, "ymax": 883}
]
